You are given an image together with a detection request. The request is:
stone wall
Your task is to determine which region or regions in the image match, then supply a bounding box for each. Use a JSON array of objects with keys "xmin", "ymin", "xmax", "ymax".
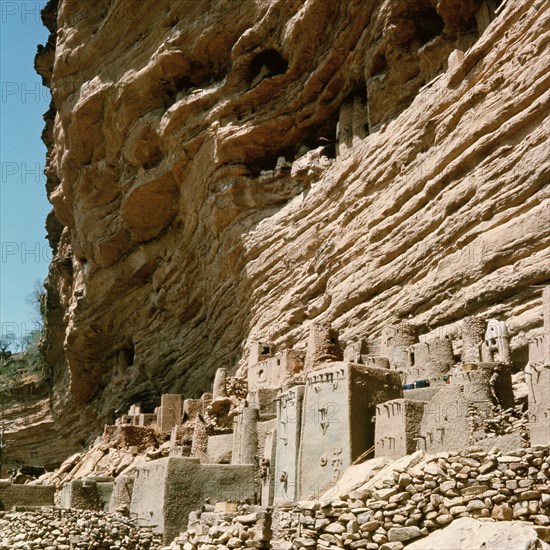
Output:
[
  {"xmin": 171, "ymin": 445, "xmax": 550, "ymax": 549},
  {"xmin": 0, "ymin": 508, "xmax": 164, "ymax": 548},
  {"xmin": 402, "ymin": 340, "xmax": 454, "ymax": 385},
  {"xmin": 59, "ymin": 477, "xmax": 114, "ymax": 512},
  {"xmin": 174, "ymin": 506, "xmax": 272, "ymax": 549},
  {"xmin": 274, "ymin": 386, "xmax": 305, "ymax": 505},
  {"xmin": 526, "ymin": 364, "xmax": 550, "ymax": 446},
  {"xmin": 270, "ymin": 446, "xmax": 550, "ymax": 549}
]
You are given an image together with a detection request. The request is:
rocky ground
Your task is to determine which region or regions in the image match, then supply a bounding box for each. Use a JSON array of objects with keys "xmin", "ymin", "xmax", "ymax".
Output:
[
  {"xmin": 2, "ymin": 445, "xmax": 549, "ymax": 549},
  {"xmin": 269, "ymin": 447, "xmax": 550, "ymax": 549},
  {"xmin": 0, "ymin": 508, "xmax": 164, "ymax": 550},
  {"xmin": 175, "ymin": 446, "xmax": 550, "ymax": 549}
]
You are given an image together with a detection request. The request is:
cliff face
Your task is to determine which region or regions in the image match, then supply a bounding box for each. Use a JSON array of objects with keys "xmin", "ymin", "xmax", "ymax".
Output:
[
  {"xmin": 1, "ymin": 381, "xmax": 63, "ymax": 471},
  {"xmin": 35, "ymin": 0, "xmax": 549, "ymax": 450}
]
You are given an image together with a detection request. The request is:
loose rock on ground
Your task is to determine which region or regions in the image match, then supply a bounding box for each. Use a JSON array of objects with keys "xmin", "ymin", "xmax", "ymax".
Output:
[{"xmin": 0, "ymin": 508, "xmax": 163, "ymax": 550}]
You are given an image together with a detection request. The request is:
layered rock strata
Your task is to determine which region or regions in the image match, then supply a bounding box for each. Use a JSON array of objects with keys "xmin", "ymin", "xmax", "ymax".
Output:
[
  {"xmin": 33, "ymin": 0, "xmax": 550, "ymax": 456},
  {"xmin": 1, "ymin": 381, "xmax": 65, "ymax": 471}
]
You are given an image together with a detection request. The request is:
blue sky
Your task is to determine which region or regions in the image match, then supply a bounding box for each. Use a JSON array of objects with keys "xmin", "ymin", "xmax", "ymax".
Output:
[{"xmin": 0, "ymin": 0, "xmax": 51, "ymax": 345}]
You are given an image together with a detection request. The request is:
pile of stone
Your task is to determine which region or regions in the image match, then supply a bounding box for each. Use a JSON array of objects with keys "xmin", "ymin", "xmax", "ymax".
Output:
[
  {"xmin": 225, "ymin": 377, "xmax": 248, "ymax": 400},
  {"xmin": 465, "ymin": 403, "xmax": 529, "ymax": 449},
  {"xmin": 170, "ymin": 445, "xmax": 550, "ymax": 549},
  {"xmin": 483, "ymin": 405, "xmax": 529, "ymax": 441},
  {"xmin": 37, "ymin": 432, "xmax": 164, "ymax": 489},
  {"xmin": 170, "ymin": 506, "xmax": 271, "ymax": 549},
  {"xmin": 0, "ymin": 508, "xmax": 163, "ymax": 549},
  {"xmin": 263, "ymin": 445, "xmax": 550, "ymax": 549}
]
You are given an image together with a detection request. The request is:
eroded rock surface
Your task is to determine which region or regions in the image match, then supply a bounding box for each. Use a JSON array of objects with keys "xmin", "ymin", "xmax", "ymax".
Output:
[
  {"xmin": 1, "ymin": 380, "xmax": 68, "ymax": 471},
  {"xmin": 34, "ymin": 0, "xmax": 550, "ymax": 455},
  {"xmin": 405, "ymin": 516, "xmax": 550, "ymax": 550}
]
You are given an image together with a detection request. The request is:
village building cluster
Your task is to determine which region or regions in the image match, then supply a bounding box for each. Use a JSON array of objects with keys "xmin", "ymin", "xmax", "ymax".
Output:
[{"xmin": 3, "ymin": 288, "xmax": 548, "ymax": 545}]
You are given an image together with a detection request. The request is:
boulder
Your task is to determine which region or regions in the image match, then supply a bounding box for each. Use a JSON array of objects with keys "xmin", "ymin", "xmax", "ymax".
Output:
[{"xmin": 405, "ymin": 517, "xmax": 550, "ymax": 550}]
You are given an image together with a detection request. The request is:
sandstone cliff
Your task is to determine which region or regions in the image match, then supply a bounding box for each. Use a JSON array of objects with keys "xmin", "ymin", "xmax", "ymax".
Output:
[
  {"xmin": 1, "ymin": 380, "xmax": 62, "ymax": 471},
  {"xmin": 34, "ymin": 0, "xmax": 549, "ymax": 457}
]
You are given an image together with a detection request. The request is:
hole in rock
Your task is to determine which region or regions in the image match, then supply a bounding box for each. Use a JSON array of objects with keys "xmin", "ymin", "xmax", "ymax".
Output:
[
  {"xmin": 160, "ymin": 64, "xmax": 219, "ymax": 108},
  {"xmin": 336, "ymin": 84, "xmax": 369, "ymax": 148},
  {"xmin": 120, "ymin": 345, "xmax": 135, "ymax": 368},
  {"xmin": 126, "ymin": 391, "xmax": 158, "ymax": 414},
  {"xmin": 174, "ymin": 75, "xmax": 193, "ymax": 94},
  {"xmin": 249, "ymin": 49, "xmax": 289, "ymax": 84},
  {"xmin": 322, "ymin": 143, "xmax": 336, "ymax": 159},
  {"xmin": 247, "ymin": 110, "xmax": 340, "ymax": 175},
  {"xmin": 511, "ymin": 344, "xmax": 528, "ymax": 371},
  {"xmin": 370, "ymin": 52, "xmax": 388, "ymax": 77},
  {"xmin": 139, "ymin": 401, "xmax": 157, "ymax": 414},
  {"xmin": 347, "ymin": 85, "xmax": 368, "ymax": 104},
  {"xmin": 415, "ymin": 8, "xmax": 445, "ymax": 46},
  {"xmin": 248, "ymin": 148, "xmax": 294, "ymax": 176},
  {"xmin": 161, "ymin": 76, "xmax": 192, "ymax": 107},
  {"xmin": 313, "ymin": 112, "xmax": 340, "ymax": 159},
  {"xmin": 60, "ymin": 257, "xmax": 73, "ymax": 273},
  {"xmin": 143, "ymin": 155, "xmax": 162, "ymax": 171}
]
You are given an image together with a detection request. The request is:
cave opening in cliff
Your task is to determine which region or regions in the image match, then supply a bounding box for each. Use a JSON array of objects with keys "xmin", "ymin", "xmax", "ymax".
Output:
[
  {"xmin": 161, "ymin": 75, "xmax": 192, "ymax": 107},
  {"xmin": 415, "ymin": 8, "xmax": 445, "ymax": 46},
  {"xmin": 322, "ymin": 143, "xmax": 336, "ymax": 159},
  {"xmin": 370, "ymin": 52, "xmax": 388, "ymax": 77},
  {"xmin": 511, "ymin": 343, "xmax": 529, "ymax": 371},
  {"xmin": 135, "ymin": 398, "xmax": 157, "ymax": 414},
  {"xmin": 242, "ymin": 115, "xmax": 341, "ymax": 174},
  {"xmin": 347, "ymin": 84, "xmax": 368, "ymax": 105},
  {"xmin": 248, "ymin": 148, "xmax": 294, "ymax": 176},
  {"xmin": 119, "ymin": 345, "xmax": 135, "ymax": 369},
  {"xmin": 249, "ymin": 49, "xmax": 289, "ymax": 85},
  {"xmin": 310, "ymin": 111, "xmax": 341, "ymax": 159}
]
